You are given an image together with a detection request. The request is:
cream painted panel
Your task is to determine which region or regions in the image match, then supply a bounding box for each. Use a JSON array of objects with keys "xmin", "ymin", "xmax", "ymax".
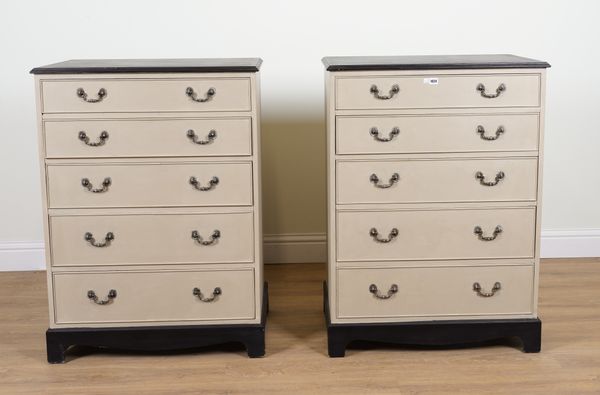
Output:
[
  {"xmin": 336, "ymin": 208, "xmax": 536, "ymax": 261},
  {"xmin": 336, "ymin": 114, "xmax": 539, "ymax": 154},
  {"xmin": 336, "ymin": 158, "xmax": 538, "ymax": 204},
  {"xmin": 53, "ymin": 269, "xmax": 255, "ymax": 324},
  {"xmin": 336, "ymin": 74, "xmax": 540, "ymax": 110},
  {"xmin": 45, "ymin": 118, "xmax": 252, "ymax": 158},
  {"xmin": 41, "ymin": 78, "xmax": 251, "ymax": 113},
  {"xmin": 47, "ymin": 161, "xmax": 253, "ymax": 208},
  {"xmin": 50, "ymin": 212, "xmax": 254, "ymax": 266},
  {"xmin": 337, "ymin": 265, "xmax": 534, "ymax": 319}
]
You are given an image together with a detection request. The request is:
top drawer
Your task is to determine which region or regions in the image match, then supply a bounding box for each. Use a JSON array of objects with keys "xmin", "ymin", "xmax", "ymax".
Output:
[
  {"xmin": 336, "ymin": 74, "xmax": 540, "ymax": 110},
  {"xmin": 40, "ymin": 78, "xmax": 252, "ymax": 113}
]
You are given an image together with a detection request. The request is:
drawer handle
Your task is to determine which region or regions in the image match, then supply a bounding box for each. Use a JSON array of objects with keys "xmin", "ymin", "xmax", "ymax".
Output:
[
  {"xmin": 475, "ymin": 171, "xmax": 505, "ymax": 186},
  {"xmin": 189, "ymin": 176, "xmax": 219, "ymax": 191},
  {"xmin": 473, "ymin": 282, "xmax": 501, "ymax": 297},
  {"xmin": 191, "ymin": 230, "xmax": 221, "ymax": 246},
  {"xmin": 370, "ymin": 173, "xmax": 399, "ymax": 188},
  {"xmin": 193, "ymin": 287, "xmax": 222, "ymax": 302},
  {"xmin": 186, "ymin": 87, "xmax": 216, "ymax": 103},
  {"xmin": 187, "ymin": 129, "xmax": 217, "ymax": 145},
  {"xmin": 87, "ymin": 289, "xmax": 117, "ymax": 305},
  {"xmin": 370, "ymin": 227, "xmax": 399, "ymax": 243},
  {"xmin": 79, "ymin": 130, "xmax": 109, "ymax": 146},
  {"xmin": 84, "ymin": 231, "xmax": 114, "ymax": 247},
  {"xmin": 370, "ymin": 84, "xmax": 400, "ymax": 100},
  {"xmin": 476, "ymin": 125, "xmax": 504, "ymax": 141},
  {"xmin": 474, "ymin": 225, "xmax": 503, "ymax": 241},
  {"xmin": 76, "ymin": 88, "xmax": 107, "ymax": 103},
  {"xmin": 81, "ymin": 177, "xmax": 111, "ymax": 193},
  {"xmin": 476, "ymin": 83, "xmax": 506, "ymax": 99},
  {"xmin": 370, "ymin": 127, "xmax": 400, "ymax": 142},
  {"xmin": 369, "ymin": 284, "xmax": 398, "ymax": 299}
]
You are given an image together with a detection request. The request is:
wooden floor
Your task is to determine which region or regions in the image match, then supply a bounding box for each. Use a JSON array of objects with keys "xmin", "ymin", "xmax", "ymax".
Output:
[{"xmin": 1, "ymin": 259, "xmax": 600, "ymax": 394}]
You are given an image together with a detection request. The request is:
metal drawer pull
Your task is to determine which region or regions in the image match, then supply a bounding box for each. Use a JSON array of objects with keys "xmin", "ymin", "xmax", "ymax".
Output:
[
  {"xmin": 473, "ymin": 282, "xmax": 501, "ymax": 297},
  {"xmin": 193, "ymin": 287, "xmax": 222, "ymax": 302},
  {"xmin": 370, "ymin": 127, "xmax": 400, "ymax": 142},
  {"xmin": 475, "ymin": 171, "xmax": 505, "ymax": 186},
  {"xmin": 76, "ymin": 87, "xmax": 107, "ymax": 103},
  {"xmin": 191, "ymin": 230, "xmax": 221, "ymax": 246},
  {"xmin": 474, "ymin": 225, "xmax": 503, "ymax": 241},
  {"xmin": 370, "ymin": 173, "xmax": 399, "ymax": 188},
  {"xmin": 189, "ymin": 176, "xmax": 219, "ymax": 191},
  {"xmin": 186, "ymin": 87, "xmax": 216, "ymax": 103},
  {"xmin": 79, "ymin": 130, "xmax": 109, "ymax": 146},
  {"xmin": 369, "ymin": 173, "xmax": 400, "ymax": 189},
  {"xmin": 81, "ymin": 177, "xmax": 111, "ymax": 193},
  {"xmin": 369, "ymin": 284, "xmax": 398, "ymax": 299},
  {"xmin": 369, "ymin": 227, "xmax": 399, "ymax": 243},
  {"xmin": 370, "ymin": 84, "xmax": 400, "ymax": 100},
  {"xmin": 84, "ymin": 232, "xmax": 114, "ymax": 247},
  {"xmin": 476, "ymin": 83, "xmax": 506, "ymax": 98},
  {"xmin": 187, "ymin": 129, "xmax": 217, "ymax": 145},
  {"xmin": 477, "ymin": 125, "xmax": 504, "ymax": 141},
  {"xmin": 87, "ymin": 289, "xmax": 117, "ymax": 305}
]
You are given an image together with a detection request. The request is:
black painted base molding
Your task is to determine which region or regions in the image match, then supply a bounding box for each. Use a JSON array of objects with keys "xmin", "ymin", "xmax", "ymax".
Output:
[
  {"xmin": 46, "ymin": 282, "xmax": 269, "ymax": 363},
  {"xmin": 323, "ymin": 281, "xmax": 541, "ymax": 357}
]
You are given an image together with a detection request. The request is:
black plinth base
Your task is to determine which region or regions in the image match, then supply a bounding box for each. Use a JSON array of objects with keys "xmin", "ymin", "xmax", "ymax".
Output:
[
  {"xmin": 46, "ymin": 282, "xmax": 269, "ymax": 363},
  {"xmin": 324, "ymin": 281, "xmax": 541, "ymax": 357}
]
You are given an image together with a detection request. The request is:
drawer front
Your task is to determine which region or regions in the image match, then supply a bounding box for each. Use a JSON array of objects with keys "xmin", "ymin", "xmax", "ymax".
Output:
[
  {"xmin": 41, "ymin": 78, "xmax": 251, "ymax": 113},
  {"xmin": 337, "ymin": 158, "xmax": 537, "ymax": 204},
  {"xmin": 53, "ymin": 269, "xmax": 255, "ymax": 324},
  {"xmin": 336, "ymin": 208, "xmax": 536, "ymax": 262},
  {"xmin": 50, "ymin": 212, "xmax": 254, "ymax": 266},
  {"xmin": 47, "ymin": 161, "xmax": 253, "ymax": 208},
  {"xmin": 337, "ymin": 265, "xmax": 534, "ymax": 319},
  {"xmin": 336, "ymin": 114, "xmax": 539, "ymax": 155},
  {"xmin": 336, "ymin": 74, "xmax": 540, "ymax": 110},
  {"xmin": 45, "ymin": 118, "xmax": 252, "ymax": 158}
]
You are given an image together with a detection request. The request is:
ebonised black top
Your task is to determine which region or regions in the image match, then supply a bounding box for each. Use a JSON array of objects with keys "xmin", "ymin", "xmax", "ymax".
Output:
[
  {"xmin": 30, "ymin": 58, "xmax": 263, "ymax": 74},
  {"xmin": 322, "ymin": 54, "xmax": 550, "ymax": 71}
]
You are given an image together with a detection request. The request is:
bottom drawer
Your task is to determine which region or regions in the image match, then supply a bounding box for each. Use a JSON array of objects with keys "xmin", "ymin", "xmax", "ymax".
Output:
[
  {"xmin": 53, "ymin": 269, "xmax": 255, "ymax": 325},
  {"xmin": 337, "ymin": 265, "xmax": 534, "ymax": 320}
]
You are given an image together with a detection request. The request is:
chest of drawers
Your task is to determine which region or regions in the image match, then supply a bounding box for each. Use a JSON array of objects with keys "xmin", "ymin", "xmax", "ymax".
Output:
[
  {"xmin": 31, "ymin": 58, "xmax": 266, "ymax": 362},
  {"xmin": 322, "ymin": 55, "xmax": 550, "ymax": 357}
]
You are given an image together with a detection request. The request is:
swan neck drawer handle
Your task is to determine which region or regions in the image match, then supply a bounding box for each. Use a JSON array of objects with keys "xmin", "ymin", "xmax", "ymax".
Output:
[
  {"xmin": 76, "ymin": 88, "xmax": 107, "ymax": 103},
  {"xmin": 475, "ymin": 171, "xmax": 505, "ymax": 186},
  {"xmin": 87, "ymin": 289, "xmax": 117, "ymax": 305},
  {"xmin": 191, "ymin": 230, "xmax": 221, "ymax": 246},
  {"xmin": 476, "ymin": 83, "xmax": 506, "ymax": 98},
  {"xmin": 84, "ymin": 232, "xmax": 114, "ymax": 247},
  {"xmin": 187, "ymin": 129, "xmax": 217, "ymax": 145},
  {"xmin": 79, "ymin": 131, "xmax": 109, "ymax": 146},
  {"xmin": 369, "ymin": 284, "xmax": 398, "ymax": 299},
  {"xmin": 186, "ymin": 87, "xmax": 216, "ymax": 103},
  {"xmin": 369, "ymin": 227, "xmax": 399, "ymax": 243},
  {"xmin": 189, "ymin": 176, "xmax": 219, "ymax": 191},
  {"xmin": 193, "ymin": 287, "xmax": 222, "ymax": 302},
  {"xmin": 474, "ymin": 225, "xmax": 503, "ymax": 241},
  {"xmin": 81, "ymin": 177, "xmax": 111, "ymax": 193},
  {"xmin": 370, "ymin": 173, "xmax": 399, "ymax": 188},
  {"xmin": 477, "ymin": 125, "xmax": 504, "ymax": 141},
  {"xmin": 473, "ymin": 282, "xmax": 501, "ymax": 297},
  {"xmin": 370, "ymin": 84, "xmax": 400, "ymax": 100},
  {"xmin": 370, "ymin": 127, "xmax": 400, "ymax": 142}
]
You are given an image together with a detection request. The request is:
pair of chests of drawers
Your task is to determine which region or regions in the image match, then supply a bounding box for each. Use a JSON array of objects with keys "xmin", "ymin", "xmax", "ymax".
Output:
[
  {"xmin": 39, "ymin": 75, "xmax": 259, "ymax": 326},
  {"xmin": 329, "ymin": 71, "xmax": 543, "ymax": 321}
]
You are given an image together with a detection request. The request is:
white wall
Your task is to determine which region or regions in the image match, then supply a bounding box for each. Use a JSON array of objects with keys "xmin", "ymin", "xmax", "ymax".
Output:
[{"xmin": 1, "ymin": 0, "xmax": 599, "ymax": 270}]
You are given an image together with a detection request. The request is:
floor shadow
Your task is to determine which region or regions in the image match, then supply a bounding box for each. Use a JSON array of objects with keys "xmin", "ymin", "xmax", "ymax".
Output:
[{"xmin": 264, "ymin": 263, "xmax": 328, "ymax": 356}]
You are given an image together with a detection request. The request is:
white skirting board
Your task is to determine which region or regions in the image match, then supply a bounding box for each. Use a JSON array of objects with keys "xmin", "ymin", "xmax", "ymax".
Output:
[{"xmin": 1, "ymin": 229, "xmax": 599, "ymax": 271}]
